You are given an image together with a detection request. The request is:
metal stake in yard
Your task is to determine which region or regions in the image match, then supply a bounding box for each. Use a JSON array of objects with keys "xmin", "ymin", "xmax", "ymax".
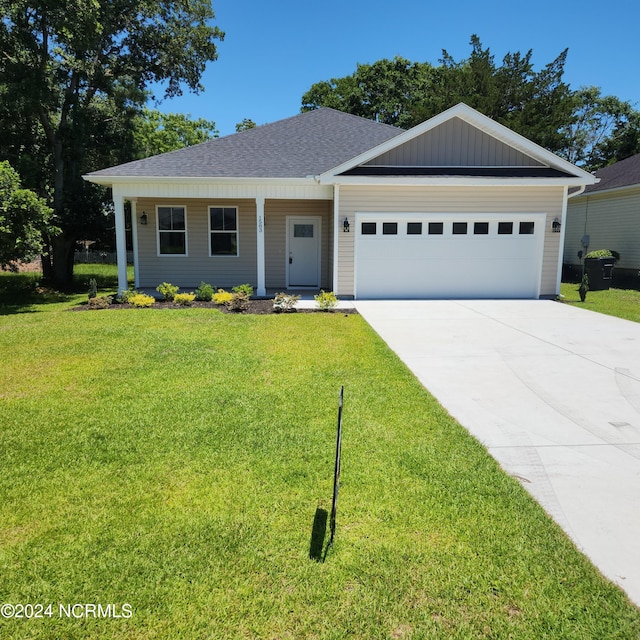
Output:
[{"xmin": 329, "ymin": 386, "xmax": 344, "ymax": 548}]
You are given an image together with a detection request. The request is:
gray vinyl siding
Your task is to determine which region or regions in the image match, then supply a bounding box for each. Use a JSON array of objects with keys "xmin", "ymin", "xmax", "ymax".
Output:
[
  {"xmin": 364, "ymin": 117, "xmax": 544, "ymax": 168},
  {"xmin": 336, "ymin": 185, "xmax": 565, "ymax": 297},
  {"xmin": 264, "ymin": 200, "xmax": 333, "ymax": 289},
  {"xmin": 565, "ymin": 187, "xmax": 640, "ymax": 270},
  {"xmin": 136, "ymin": 198, "xmax": 257, "ymax": 289}
]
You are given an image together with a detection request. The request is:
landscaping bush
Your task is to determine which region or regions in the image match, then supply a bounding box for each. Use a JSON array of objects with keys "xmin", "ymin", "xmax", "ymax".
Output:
[
  {"xmin": 232, "ymin": 283, "xmax": 253, "ymax": 297},
  {"xmin": 87, "ymin": 295, "xmax": 112, "ymax": 309},
  {"xmin": 212, "ymin": 289, "xmax": 233, "ymax": 305},
  {"xmin": 174, "ymin": 292, "xmax": 195, "ymax": 306},
  {"xmin": 87, "ymin": 278, "xmax": 98, "ymax": 300},
  {"xmin": 117, "ymin": 288, "xmax": 137, "ymax": 303},
  {"xmin": 314, "ymin": 290, "xmax": 338, "ymax": 311},
  {"xmin": 195, "ymin": 281, "xmax": 215, "ymax": 301},
  {"xmin": 156, "ymin": 281, "xmax": 179, "ymax": 301},
  {"xmin": 226, "ymin": 291, "xmax": 249, "ymax": 312},
  {"xmin": 273, "ymin": 292, "xmax": 300, "ymax": 313},
  {"xmin": 129, "ymin": 293, "xmax": 155, "ymax": 308}
]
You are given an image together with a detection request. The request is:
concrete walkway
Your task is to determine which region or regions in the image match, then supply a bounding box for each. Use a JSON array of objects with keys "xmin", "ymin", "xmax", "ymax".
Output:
[{"xmin": 355, "ymin": 299, "xmax": 640, "ymax": 606}]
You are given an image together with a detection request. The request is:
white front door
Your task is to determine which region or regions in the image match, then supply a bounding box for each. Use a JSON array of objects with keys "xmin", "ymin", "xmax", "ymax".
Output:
[{"xmin": 287, "ymin": 216, "xmax": 321, "ymax": 288}]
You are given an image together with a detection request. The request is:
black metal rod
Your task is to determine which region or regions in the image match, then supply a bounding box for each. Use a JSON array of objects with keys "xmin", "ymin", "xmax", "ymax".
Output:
[{"xmin": 329, "ymin": 386, "xmax": 343, "ymax": 547}]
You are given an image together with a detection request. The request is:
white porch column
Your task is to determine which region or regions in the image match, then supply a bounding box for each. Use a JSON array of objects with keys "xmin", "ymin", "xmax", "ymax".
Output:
[
  {"xmin": 255, "ymin": 196, "xmax": 266, "ymax": 296},
  {"xmin": 113, "ymin": 190, "xmax": 128, "ymax": 293},
  {"xmin": 130, "ymin": 199, "xmax": 140, "ymax": 288},
  {"xmin": 332, "ymin": 185, "xmax": 340, "ymax": 293}
]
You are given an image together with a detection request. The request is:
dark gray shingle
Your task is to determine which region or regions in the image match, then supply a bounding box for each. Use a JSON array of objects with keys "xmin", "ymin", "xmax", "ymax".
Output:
[
  {"xmin": 585, "ymin": 153, "xmax": 640, "ymax": 193},
  {"xmin": 88, "ymin": 108, "xmax": 402, "ymax": 179}
]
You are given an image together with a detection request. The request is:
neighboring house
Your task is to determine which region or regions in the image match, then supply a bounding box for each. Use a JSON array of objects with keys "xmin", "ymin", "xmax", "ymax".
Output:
[
  {"xmin": 85, "ymin": 104, "xmax": 595, "ymax": 299},
  {"xmin": 564, "ymin": 153, "xmax": 640, "ymax": 285}
]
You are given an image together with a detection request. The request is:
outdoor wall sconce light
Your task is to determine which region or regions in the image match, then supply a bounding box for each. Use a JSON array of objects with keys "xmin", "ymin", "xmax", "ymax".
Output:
[
  {"xmin": 140, "ymin": 212, "xmax": 148, "ymax": 225},
  {"xmin": 552, "ymin": 217, "xmax": 561, "ymax": 233},
  {"xmin": 343, "ymin": 217, "xmax": 350, "ymax": 232}
]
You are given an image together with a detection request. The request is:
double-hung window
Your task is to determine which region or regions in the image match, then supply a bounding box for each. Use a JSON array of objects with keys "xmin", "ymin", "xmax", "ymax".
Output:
[
  {"xmin": 210, "ymin": 207, "xmax": 238, "ymax": 256},
  {"xmin": 157, "ymin": 206, "xmax": 187, "ymax": 255}
]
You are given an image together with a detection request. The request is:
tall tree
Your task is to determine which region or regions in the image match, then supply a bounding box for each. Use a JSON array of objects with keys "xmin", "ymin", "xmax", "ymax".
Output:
[
  {"xmin": 0, "ymin": 161, "xmax": 56, "ymax": 270},
  {"xmin": 0, "ymin": 0, "xmax": 223, "ymax": 287},
  {"xmin": 302, "ymin": 36, "xmax": 636, "ymax": 163},
  {"xmin": 133, "ymin": 108, "xmax": 219, "ymax": 159}
]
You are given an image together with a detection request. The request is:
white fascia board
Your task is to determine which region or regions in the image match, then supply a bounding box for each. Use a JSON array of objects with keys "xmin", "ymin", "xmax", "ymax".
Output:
[
  {"xmin": 83, "ymin": 174, "xmax": 315, "ymax": 187},
  {"xmin": 319, "ymin": 103, "xmax": 596, "ymax": 184},
  {"xmin": 326, "ymin": 175, "xmax": 592, "ymax": 187}
]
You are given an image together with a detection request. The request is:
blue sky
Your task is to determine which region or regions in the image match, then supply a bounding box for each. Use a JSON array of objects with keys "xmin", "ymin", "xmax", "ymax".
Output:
[{"xmin": 154, "ymin": 0, "xmax": 640, "ymax": 137}]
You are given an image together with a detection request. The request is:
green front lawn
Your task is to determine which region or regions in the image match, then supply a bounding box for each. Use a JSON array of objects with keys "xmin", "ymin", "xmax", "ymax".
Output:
[
  {"xmin": 560, "ymin": 282, "xmax": 640, "ymax": 323},
  {"xmin": 0, "ymin": 273, "xmax": 638, "ymax": 638}
]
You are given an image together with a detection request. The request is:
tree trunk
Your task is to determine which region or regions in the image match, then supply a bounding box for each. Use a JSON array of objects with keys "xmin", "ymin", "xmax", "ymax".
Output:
[{"xmin": 41, "ymin": 233, "xmax": 76, "ymax": 289}]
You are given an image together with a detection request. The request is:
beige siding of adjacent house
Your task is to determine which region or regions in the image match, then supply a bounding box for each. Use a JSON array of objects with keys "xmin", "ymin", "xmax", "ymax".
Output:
[
  {"xmin": 136, "ymin": 198, "xmax": 257, "ymax": 288},
  {"xmin": 264, "ymin": 200, "xmax": 333, "ymax": 289},
  {"xmin": 336, "ymin": 185, "xmax": 566, "ymax": 297},
  {"xmin": 364, "ymin": 118, "xmax": 544, "ymax": 168},
  {"xmin": 135, "ymin": 197, "xmax": 333, "ymax": 290},
  {"xmin": 565, "ymin": 187, "xmax": 640, "ymax": 270}
]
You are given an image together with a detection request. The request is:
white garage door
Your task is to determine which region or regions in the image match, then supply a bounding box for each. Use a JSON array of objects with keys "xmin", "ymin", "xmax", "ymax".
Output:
[{"xmin": 355, "ymin": 213, "xmax": 545, "ymax": 299}]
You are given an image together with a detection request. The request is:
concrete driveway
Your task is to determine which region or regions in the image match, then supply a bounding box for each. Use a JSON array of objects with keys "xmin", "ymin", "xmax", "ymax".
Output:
[{"xmin": 355, "ymin": 299, "xmax": 640, "ymax": 606}]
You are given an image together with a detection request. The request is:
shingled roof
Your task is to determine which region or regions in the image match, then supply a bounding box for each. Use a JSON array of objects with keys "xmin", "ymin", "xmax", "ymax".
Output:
[
  {"xmin": 87, "ymin": 108, "xmax": 402, "ymax": 180},
  {"xmin": 584, "ymin": 152, "xmax": 640, "ymax": 194}
]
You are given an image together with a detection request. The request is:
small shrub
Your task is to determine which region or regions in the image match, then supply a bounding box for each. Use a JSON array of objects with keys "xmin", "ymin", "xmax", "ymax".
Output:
[
  {"xmin": 578, "ymin": 273, "xmax": 589, "ymax": 302},
  {"xmin": 156, "ymin": 281, "xmax": 179, "ymax": 301},
  {"xmin": 87, "ymin": 295, "xmax": 112, "ymax": 309},
  {"xmin": 273, "ymin": 292, "xmax": 300, "ymax": 313},
  {"xmin": 88, "ymin": 278, "xmax": 98, "ymax": 300},
  {"xmin": 213, "ymin": 289, "xmax": 233, "ymax": 305},
  {"xmin": 314, "ymin": 290, "xmax": 338, "ymax": 311},
  {"xmin": 117, "ymin": 288, "xmax": 137, "ymax": 303},
  {"xmin": 129, "ymin": 293, "xmax": 155, "ymax": 308},
  {"xmin": 232, "ymin": 283, "xmax": 253, "ymax": 297},
  {"xmin": 226, "ymin": 291, "xmax": 249, "ymax": 312},
  {"xmin": 195, "ymin": 281, "xmax": 215, "ymax": 301},
  {"xmin": 174, "ymin": 292, "xmax": 195, "ymax": 306}
]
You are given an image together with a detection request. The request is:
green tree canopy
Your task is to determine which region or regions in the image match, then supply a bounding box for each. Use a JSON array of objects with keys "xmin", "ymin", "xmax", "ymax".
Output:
[
  {"xmin": 133, "ymin": 109, "xmax": 219, "ymax": 159},
  {"xmin": 0, "ymin": 0, "xmax": 223, "ymax": 286},
  {"xmin": 301, "ymin": 35, "xmax": 640, "ymax": 168},
  {"xmin": 0, "ymin": 161, "xmax": 56, "ymax": 270}
]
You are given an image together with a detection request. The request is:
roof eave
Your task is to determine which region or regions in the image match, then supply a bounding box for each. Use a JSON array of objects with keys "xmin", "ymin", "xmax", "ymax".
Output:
[
  {"xmin": 322, "ymin": 176, "xmax": 595, "ymax": 187},
  {"xmin": 83, "ymin": 174, "xmax": 318, "ymax": 187}
]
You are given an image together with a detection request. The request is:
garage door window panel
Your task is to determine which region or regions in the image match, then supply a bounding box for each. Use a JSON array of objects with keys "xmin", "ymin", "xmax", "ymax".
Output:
[
  {"xmin": 498, "ymin": 222, "xmax": 513, "ymax": 235},
  {"xmin": 474, "ymin": 222, "xmax": 489, "ymax": 235},
  {"xmin": 519, "ymin": 221, "xmax": 535, "ymax": 235},
  {"xmin": 407, "ymin": 222, "xmax": 422, "ymax": 235},
  {"xmin": 428, "ymin": 222, "xmax": 444, "ymax": 235},
  {"xmin": 453, "ymin": 222, "xmax": 468, "ymax": 235},
  {"xmin": 361, "ymin": 222, "xmax": 377, "ymax": 235},
  {"xmin": 383, "ymin": 222, "xmax": 398, "ymax": 235}
]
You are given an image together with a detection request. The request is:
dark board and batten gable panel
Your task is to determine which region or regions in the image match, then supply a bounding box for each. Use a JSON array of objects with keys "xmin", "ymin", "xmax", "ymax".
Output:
[{"xmin": 363, "ymin": 117, "xmax": 545, "ymax": 168}]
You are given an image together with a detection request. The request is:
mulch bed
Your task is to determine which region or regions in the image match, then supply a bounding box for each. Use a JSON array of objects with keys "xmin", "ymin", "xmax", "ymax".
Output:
[{"xmin": 74, "ymin": 298, "xmax": 357, "ymax": 315}]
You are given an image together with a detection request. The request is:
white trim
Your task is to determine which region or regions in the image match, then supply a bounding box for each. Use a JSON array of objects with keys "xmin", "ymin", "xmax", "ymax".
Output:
[
  {"xmin": 156, "ymin": 204, "xmax": 188, "ymax": 257},
  {"xmin": 208, "ymin": 205, "xmax": 240, "ymax": 258},
  {"xmin": 556, "ymin": 186, "xmax": 569, "ymax": 295},
  {"xmin": 113, "ymin": 194, "xmax": 128, "ymax": 293},
  {"xmin": 320, "ymin": 103, "xmax": 597, "ymax": 184},
  {"xmin": 332, "ymin": 185, "xmax": 340, "ymax": 293},
  {"xmin": 286, "ymin": 216, "xmax": 322, "ymax": 289},
  {"xmin": 323, "ymin": 176, "xmax": 593, "ymax": 187},
  {"xmin": 130, "ymin": 200, "xmax": 140, "ymax": 288},
  {"xmin": 255, "ymin": 197, "xmax": 266, "ymax": 296}
]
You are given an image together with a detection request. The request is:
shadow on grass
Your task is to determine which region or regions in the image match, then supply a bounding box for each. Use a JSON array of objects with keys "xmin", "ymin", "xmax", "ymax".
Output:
[
  {"xmin": 0, "ymin": 267, "xmax": 122, "ymax": 315},
  {"xmin": 309, "ymin": 508, "xmax": 328, "ymax": 562}
]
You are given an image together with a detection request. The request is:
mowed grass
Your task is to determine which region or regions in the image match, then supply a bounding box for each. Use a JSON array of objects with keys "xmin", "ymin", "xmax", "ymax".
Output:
[
  {"xmin": 560, "ymin": 282, "xmax": 640, "ymax": 323},
  {"xmin": 0, "ymin": 277, "xmax": 638, "ymax": 638}
]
